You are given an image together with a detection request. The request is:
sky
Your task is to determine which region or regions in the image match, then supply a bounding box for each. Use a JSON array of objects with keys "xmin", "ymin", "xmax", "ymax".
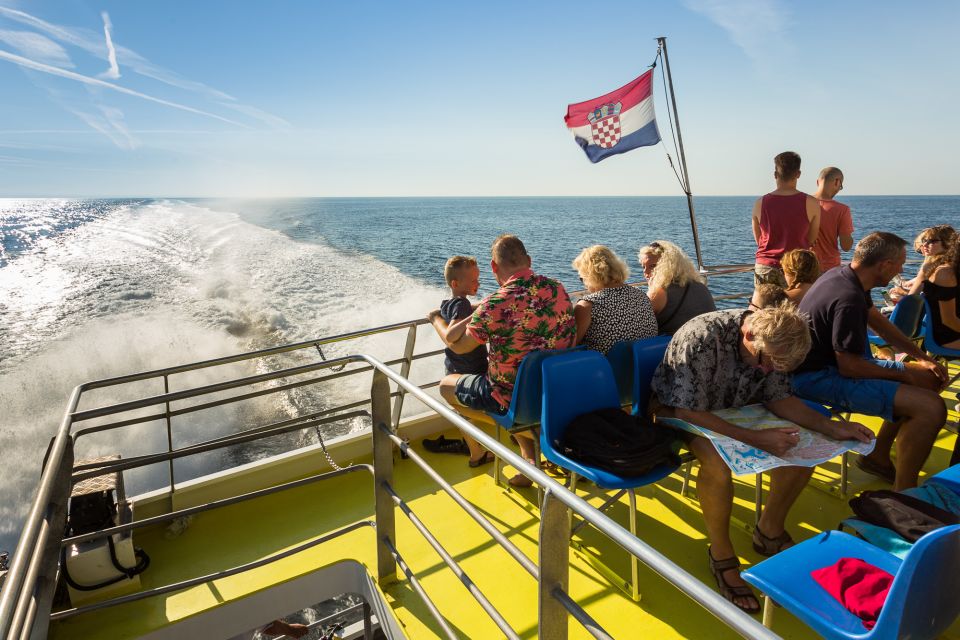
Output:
[{"xmin": 0, "ymin": 0, "xmax": 958, "ymax": 197}]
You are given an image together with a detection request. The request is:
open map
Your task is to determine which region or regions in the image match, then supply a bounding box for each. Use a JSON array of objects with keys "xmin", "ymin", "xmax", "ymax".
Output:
[{"xmin": 658, "ymin": 404, "xmax": 875, "ymax": 476}]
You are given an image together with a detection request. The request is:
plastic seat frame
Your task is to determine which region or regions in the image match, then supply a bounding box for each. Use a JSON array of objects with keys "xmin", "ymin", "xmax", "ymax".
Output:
[{"xmin": 742, "ymin": 525, "xmax": 960, "ymax": 638}]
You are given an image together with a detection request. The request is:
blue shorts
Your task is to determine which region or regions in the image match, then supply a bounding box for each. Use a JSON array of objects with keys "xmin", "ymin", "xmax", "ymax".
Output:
[
  {"xmin": 455, "ymin": 374, "xmax": 507, "ymax": 415},
  {"xmin": 791, "ymin": 360, "xmax": 905, "ymax": 421}
]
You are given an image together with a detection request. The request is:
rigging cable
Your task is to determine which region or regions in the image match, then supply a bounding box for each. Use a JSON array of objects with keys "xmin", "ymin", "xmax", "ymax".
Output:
[{"xmin": 655, "ymin": 46, "xmax": 689, "ymax": 194}]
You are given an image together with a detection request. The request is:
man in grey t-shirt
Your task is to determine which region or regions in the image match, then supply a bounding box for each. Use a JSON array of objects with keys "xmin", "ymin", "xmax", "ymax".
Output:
[{"xmin": 652, "ymin": 307, "xmax": 873, "ymax": 613}]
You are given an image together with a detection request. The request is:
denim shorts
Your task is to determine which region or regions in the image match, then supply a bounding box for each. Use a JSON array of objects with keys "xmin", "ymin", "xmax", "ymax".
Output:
[
  {"xmin": 455, "ymin": 374, "xmax": 507, "ymax": 415},
  {"xmin": 791, "ymin": 359, "xmax": 905, "ymax": 421}
]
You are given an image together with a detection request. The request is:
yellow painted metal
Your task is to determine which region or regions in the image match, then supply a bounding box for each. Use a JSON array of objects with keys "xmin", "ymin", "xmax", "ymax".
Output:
[{"xmin": 49, "ymin": 382, "xmax": 960, "ymax": 640}]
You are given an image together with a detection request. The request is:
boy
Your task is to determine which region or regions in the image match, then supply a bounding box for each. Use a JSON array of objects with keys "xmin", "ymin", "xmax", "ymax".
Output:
[
  {"xmin": 435, "ymin": 256, "xmax": 488, "ymax": 376},
  {"xmin": 423, "ymin": 256, "xmax": 488, "ymax": 455}
]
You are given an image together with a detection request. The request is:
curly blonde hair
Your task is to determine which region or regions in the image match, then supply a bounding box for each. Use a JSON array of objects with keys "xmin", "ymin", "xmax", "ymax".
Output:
[
  {"xmin": 572, "ymin": 245, "xmax": 629, "ymax": 288},
  {"xmin": 638, "ymin": 240, "xmax": 704, "ymax": 290},
  {"xmin": 749, "ymin": 306, "xmax": 811, "ymax": 372},
  {"xmin": 914, "ymin": 225, "xmax": 957, "ymax": 255},
  {"xmin": 781, "ymin": 249, "xmax": 820, "ymax": 288}
]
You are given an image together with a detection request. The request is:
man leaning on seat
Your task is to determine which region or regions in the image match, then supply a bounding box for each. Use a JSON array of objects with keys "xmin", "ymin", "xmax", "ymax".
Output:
[
  {"xmin": 428, "ymin": 234, "xmax": 576, "ymax": 487},
  {"xmin": 650, "ymin": 306, "xmax": 874, "ymax": 613}
]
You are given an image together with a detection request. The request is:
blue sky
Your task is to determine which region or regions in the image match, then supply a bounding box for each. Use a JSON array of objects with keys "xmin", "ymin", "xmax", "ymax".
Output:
[{"xmin": 1, "ymin": 0, "xmax": 958, "ymax": 197}]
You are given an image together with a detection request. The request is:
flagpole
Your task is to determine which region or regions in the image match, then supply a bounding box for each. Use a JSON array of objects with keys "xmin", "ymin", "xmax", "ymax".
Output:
[{"xmin": 656, "ymin": 36, "xmax": 705, "ymax": 272}]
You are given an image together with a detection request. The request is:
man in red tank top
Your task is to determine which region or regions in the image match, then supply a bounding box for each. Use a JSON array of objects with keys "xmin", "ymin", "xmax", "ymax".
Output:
[
  {"xmin": 751, "ymin": 151, "xmax": 821, "ymax": 287},
  {"xmin": 813, "ymin": 166, "xmax": 854, "ymax": 271}
]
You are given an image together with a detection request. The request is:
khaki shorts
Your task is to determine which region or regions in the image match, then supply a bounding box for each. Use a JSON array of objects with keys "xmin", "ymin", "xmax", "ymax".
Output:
[{"xmin": 754, "ymin": 264, "xmax": 787, "ymax": 288}]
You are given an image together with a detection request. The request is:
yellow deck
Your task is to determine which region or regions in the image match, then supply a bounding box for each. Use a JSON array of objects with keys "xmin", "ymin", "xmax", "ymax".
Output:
[{"xmin": 51, "ymin": 393, "xmax": 960, "ymax": 639}]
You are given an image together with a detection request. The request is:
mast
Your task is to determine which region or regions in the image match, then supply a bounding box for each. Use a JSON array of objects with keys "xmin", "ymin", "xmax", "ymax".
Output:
[{"xmin": 656, "ymin": 36, "xmax": 705, "ymax": 272}]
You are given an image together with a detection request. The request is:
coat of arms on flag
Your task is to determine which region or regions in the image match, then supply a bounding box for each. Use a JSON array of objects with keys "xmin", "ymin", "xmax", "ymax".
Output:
[
  {"xmin": 587, "ymin": 102, "xmax": 622, "ymax": 148},
  {"xmin": 564, "ymin": 69, "xmax": 661, "ymax": 163}
]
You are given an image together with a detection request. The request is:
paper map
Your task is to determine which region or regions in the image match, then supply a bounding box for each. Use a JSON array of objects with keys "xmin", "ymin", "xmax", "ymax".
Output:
[{"xmin": 658, "ymin": 404, "xmax": 875, "ymax": 476}]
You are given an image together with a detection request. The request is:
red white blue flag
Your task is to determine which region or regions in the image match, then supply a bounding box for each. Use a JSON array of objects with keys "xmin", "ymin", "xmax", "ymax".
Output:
[{"xmin": 564, "ymin": 69, "xmax": 661, "ymax": 163}]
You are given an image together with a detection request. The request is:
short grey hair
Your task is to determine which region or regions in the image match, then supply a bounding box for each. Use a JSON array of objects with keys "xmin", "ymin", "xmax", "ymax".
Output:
[{"xmin": 853, "ymin": 232, "xmax": 907, "ymax": 268}]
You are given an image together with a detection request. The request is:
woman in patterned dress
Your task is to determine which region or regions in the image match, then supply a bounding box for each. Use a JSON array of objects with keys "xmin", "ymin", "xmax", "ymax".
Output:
[{"xmin": 571, "ymin": 245, "xmax": 658, "ymax": 354}]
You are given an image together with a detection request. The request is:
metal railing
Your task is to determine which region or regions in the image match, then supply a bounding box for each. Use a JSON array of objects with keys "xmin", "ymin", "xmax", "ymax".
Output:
[{"xmin": 1, "ymin": 336, "xmax": 782, "ymax": 640}]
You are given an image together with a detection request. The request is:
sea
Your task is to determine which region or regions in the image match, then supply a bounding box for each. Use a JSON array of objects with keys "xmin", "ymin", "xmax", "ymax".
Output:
[{"xmin": 0, "ymin": 195, "xmax": 956, "ymax": 553}]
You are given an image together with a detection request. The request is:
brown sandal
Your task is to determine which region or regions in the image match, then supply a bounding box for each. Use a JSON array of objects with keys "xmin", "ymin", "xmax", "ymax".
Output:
[
  {"xmin": 752, "ymin": 525, "xmax": 794, "ymax": 557},
  {"xmin": 708, "ymin": 548, "xmax": 760, "ymax": 614}
]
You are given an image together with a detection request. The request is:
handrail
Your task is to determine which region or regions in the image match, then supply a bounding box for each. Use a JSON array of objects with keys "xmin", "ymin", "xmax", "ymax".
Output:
[{"xmin": 2, "ymin": 273, "xmax": 788, "ymax": 640}]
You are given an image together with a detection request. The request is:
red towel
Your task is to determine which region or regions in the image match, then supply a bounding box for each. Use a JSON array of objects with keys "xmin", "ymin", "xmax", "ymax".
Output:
[{"xmin": 810, "ymin": 557, "xmax": 893, "ymax": 629}]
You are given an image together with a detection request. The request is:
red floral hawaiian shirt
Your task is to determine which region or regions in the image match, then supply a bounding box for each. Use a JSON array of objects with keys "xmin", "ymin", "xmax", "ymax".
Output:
[{"xmin": 466, "ymin": 268, "xmax": 576, "ymax": 408}]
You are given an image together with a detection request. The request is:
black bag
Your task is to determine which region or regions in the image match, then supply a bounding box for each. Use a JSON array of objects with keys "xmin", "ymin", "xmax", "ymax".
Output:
[
  {"xmin": 849, "ymin": 489, "xmax": 960, "ymax": 543},
  {"xmin": 559, "ymin": 408, "xmax": 681, "ymax": 478}
]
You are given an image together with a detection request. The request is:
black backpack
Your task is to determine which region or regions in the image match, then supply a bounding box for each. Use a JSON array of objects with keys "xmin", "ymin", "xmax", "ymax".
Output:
[
  {"xmin": 849, "ymin": 489, "xmax": 960, "ymax": 543},
  {"xmin": 559, "ymin": 407, "xmax": 681, "ymax": 478}
]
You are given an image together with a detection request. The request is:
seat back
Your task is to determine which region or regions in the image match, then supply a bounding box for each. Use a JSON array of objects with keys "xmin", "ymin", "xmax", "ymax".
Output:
[
  {"xmin": 605, "ymin": 341, "xmax": 635, "ymax": 407},
  {"xmin": 540, "ymin": 351, "xmax": 621, "ymax": 447},
  {"xmin": 888, "ymin": 294, "xmax": 924, "ymax": 340},
  {"xmin": 920, "ymin": 296, "xmax": 960, "ymax": 358},
  {"xmin": 491, "ymin": 348, "xmax": 579, "ymax": 428},
  {"xmin": 878, "ymin": 524, "xmax": 960, "ymax": 639},
  {"xmin": 630, "ymin": 335, "xmax": 672, "ymax": 415}
]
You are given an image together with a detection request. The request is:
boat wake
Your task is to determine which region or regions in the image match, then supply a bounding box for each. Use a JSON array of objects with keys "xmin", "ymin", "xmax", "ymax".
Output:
[{"xmin": 0, "ymin": 199, "xmax": 447, "ymax": 551}]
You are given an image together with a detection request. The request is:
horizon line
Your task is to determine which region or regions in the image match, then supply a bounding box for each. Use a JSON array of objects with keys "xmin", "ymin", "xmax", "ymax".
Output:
[{"xmin": 2, "ymin": 193, "xmax": 959, "ymax": 200}]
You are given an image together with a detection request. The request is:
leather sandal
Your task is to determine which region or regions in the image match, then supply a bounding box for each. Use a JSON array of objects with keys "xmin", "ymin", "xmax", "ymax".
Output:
[
  {"xmin": 855, "ymin": 455, "xmax": 896, "ymax": 483},
  {"xmin": 752, "ymin": 525, "xmax": 794, "ymax": 557},
  {"xmin": 468, "ymin": 451, "xmax": 495, "ymax": 468},
  {"xmin": 708, "ymin": 548, "xmax": 760, "ymax": 614}
]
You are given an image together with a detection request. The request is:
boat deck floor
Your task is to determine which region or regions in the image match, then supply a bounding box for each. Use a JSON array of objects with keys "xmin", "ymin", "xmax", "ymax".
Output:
[{"xmin": 51, "ymin": 393, "xmax": 960, "ymax": 639}]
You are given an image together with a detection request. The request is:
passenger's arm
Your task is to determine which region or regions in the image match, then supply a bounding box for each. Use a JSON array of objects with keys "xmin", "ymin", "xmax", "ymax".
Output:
[
  {"xmin": 672, "ymin": 407, "xmax": 800, "ymax": 457},
  {"xmin": 751, "ymin": 199, "xmax": 762, "ymax": 246},
  {"xmin": 764, "ymin": 396, "xmax": 873, "ymax": 442},
  {"xmin": 427, "ymin": 312, "xmax": 483, "ymax": 354},
  {"xmin": 806, "ymin": 196, "xmax": 821, "ymax": 248},
  {"xmin": 648, "ymin": 286, "xmax": 667, "ymax": 314},
  {"xmin": 573, "ymin": 301, "xmax": 592, "ymax": 344},
  {"xmin": 839, "ymin": 233, "xmax": 854, "ymax": 252},
  {"xmin": 931, "ymin": 267, "xmax": 960, "ymax": 332}
]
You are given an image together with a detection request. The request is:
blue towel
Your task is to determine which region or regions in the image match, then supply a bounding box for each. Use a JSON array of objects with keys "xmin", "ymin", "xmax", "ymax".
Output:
[{"xmin": 842, "ymin": 478, "xmax": 960, "ymax": 558}]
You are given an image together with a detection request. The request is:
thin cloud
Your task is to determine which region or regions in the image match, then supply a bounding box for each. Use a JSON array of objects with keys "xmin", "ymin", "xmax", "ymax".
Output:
[
  {"xmin": 0, "ymin": 29, "xmax": 73, "ymax": 67},
  {"xmin": 0, "ymin": 6, "xmax": 286, "ymax": 126},
  {"xmin": 0, "ymin": 49, "xmax": 245, "ymax": 126},
  {"xmin": 99, "ymin": 11, "xmax": 119, "ymax": 79},
  {"xmin": 683, "ymin": 0, "xmax": 791, "ymax": 64}
]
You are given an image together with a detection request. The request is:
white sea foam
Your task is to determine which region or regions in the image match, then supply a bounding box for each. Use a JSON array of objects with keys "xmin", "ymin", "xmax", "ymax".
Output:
[{"xmin": 0, "ymin": 199, "xmax": 449, "ymax": 550}]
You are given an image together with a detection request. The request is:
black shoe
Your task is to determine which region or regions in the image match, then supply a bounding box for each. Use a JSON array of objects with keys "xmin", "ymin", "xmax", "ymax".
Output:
[{"xmin": 422, "ymin": 436, "xmax": 470, "ymax": 455}]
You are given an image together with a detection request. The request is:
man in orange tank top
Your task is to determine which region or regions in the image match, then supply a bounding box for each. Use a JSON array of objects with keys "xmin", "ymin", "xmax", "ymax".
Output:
[
  {"xmin": 751, "ymin": 151, "xmax": 821, "ymax": 287},
  {"xmin": 813, "ymin": 166, "xmax": 854, "ymax": 271}
]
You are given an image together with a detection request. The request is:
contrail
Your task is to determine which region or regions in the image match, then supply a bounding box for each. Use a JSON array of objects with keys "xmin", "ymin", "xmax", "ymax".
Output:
[
  {"xmin": 100, "ymin": 11, "xmax": 120, "ymax": 79},
  {"xmin": 0, "ymin": 48, "xmax": 245, "ymax": 127}
]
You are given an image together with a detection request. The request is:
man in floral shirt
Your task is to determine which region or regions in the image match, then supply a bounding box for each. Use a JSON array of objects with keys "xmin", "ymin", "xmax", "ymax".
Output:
[{"xmin": 429, "ymin": 235, "xmax": 576, "ymax": 484}]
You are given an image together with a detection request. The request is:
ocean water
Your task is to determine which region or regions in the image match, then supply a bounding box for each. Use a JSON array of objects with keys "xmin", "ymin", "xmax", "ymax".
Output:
[{"xmin": 0, "ymin": 195, "xmax": 956, "ymax": 552}]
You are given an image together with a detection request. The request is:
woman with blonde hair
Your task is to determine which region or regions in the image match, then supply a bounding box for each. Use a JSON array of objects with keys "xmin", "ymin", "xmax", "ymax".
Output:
[
  {"xmin": 638, "ymin": 240, "xmax": 716, "ymax": 335},
  {"xmin": 572, "ymin": 245, "xmax": 657, "ymax": 354},
  {"xmin": 780, "ymin": 249, "xmax": 820, "ymax": 304},
  {"xmin": 889, "ymin": 225, "xmax": 956, "ymax": 301}
]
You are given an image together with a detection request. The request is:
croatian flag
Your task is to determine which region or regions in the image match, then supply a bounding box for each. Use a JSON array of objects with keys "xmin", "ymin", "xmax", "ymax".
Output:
[{"xmin": 564, "ymin": 70, "xmax": 661, "ymax": 163}]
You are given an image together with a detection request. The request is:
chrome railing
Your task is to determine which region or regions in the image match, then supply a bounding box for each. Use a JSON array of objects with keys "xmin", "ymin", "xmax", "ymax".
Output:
[{"xmin": 1, "ymin": 341, "xmax": 781, "ymax": 640}]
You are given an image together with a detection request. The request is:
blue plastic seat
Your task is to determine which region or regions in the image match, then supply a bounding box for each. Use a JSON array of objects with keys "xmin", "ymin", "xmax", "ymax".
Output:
[
  {"xmin": 629, "ymin": 335, "xmax": 672, "ymax": 415},
  {"xmin": 488, "ymin": 347, "xmax": 580, "ymax": 493},
  {"xmin": 490, "ymin": 348, "xmax": 580, "ymax": 430},
  {"xmin": 540, "ymin": 350, "xmax": 679, "ymax": 600},
  {"xmin": 743, "ymin": 525, "xmax": 960, "ymax": 639},
  {"xmin": 606, "ymin": 335, "xmax": 671, "ymax": 409},
  {"xmin": 920, "ymin": 296, "xmax": 960, "ymax": 373},
  {"xmin": 868, "ymin": 294, "xmax": 924, "ymax": 348}
]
